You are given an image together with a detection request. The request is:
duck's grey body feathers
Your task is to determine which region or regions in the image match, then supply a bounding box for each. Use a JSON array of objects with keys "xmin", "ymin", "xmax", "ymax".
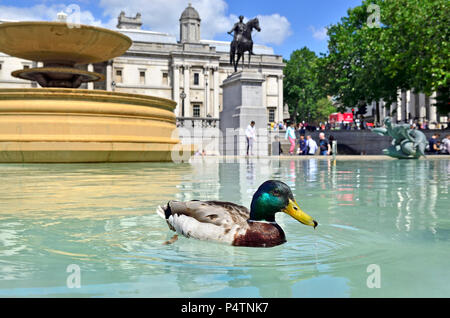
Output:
[{"xmin": 157, "ymin": 201, "xmax": 250, "ymax": 244}]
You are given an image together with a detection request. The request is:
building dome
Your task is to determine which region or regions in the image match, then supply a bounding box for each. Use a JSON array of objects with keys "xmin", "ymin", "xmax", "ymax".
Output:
[{"xmin": 180, "ymin": 3, "xmax": 200, "ymax": 21}]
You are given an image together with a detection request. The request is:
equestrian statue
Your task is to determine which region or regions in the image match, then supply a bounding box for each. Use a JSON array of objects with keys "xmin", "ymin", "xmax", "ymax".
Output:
[{"xmin": 228, "ymin": 16, "xmax": 261, "ymax": 72}]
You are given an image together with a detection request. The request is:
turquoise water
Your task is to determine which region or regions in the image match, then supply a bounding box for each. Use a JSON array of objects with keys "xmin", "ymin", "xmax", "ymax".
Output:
[{"xmin": 0, "ymin": 158, "xmax": 449, "ymax": 298}]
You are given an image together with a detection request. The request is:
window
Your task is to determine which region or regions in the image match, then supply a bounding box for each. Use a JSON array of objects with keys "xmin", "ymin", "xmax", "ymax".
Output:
[
  {"xmin": 23, "ymin": 64, "xmax": 30, "ymax": 70},
  {"xmin": 115, "ymin": 69, "xmax": 123, "ymax": 83},
  {"xmin": 162, "ymin": 72, "xmax": 169, "ymax": 86},
  {"xmin": 193, "ymin": 104, "xmax": 201, "ymax": 118},
  {"xmin": 0, "ymin": 63, "xmax": 2, "ymax": 71},
  {"xmin": 268, "ymin": 108, "xmax": 276, "ymax": 123},
  {"xmin": 139, "ymin": 71, "xmax": 146, "ymax": 85},
  {"xmin": 193, "ymin": 73, "xmax": 199, "ymax": 86}
]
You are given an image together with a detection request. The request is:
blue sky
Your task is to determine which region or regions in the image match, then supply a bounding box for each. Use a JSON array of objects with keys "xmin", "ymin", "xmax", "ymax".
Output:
[
  {"xmin": 0, "ymin": 0, "xmax": 363, "ymax": 59},
  {"xmin": 221, "ymin": 0, "xmax": 363, "ymax": 58}
]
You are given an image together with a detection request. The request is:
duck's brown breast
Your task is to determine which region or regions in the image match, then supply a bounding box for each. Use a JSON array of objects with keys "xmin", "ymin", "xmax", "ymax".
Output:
[{"xmin": 232, "ymin": 222, "xmax": 286, "ymax": 248}]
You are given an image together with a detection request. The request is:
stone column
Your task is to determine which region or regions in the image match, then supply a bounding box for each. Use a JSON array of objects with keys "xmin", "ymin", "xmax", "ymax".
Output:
[
  {"xmin": 429, "ymin": 92, "xmax": 438, "ymax": 124},
  {"xmin": 106, "ymin": 60, "xmax": 113, "ymax": 91},
  {"xmin": 87, "ymin": 64, "xmax": 94, "ymax": 90},
  {"xmin": 183, "ymin": 65, "xmax": 191, "ymax": 117},
  {"xmin": 410, "ymin": 91, "xmax": 422, "ymax": 121},
  {"xmin": 262, "ymin": 74, "xmax": 268, "ymax": 116},
  {"xmin": 213, "ymin": 66, "xmax": 220, "ymax": 118},
  {"xmin": 389, "ymin": 102, "xmax": 395, "ymax": 121},
  {"xmin": 401, "ymin": 90, "xmax": 407, "ymax": 122},
  {"xmin": 172, "ymin": 64, "xmax": 181, "ymax": 117},
  {"xmin": 419, "ymin": 93, "xmax": 426, "ymax": 121},
  {"xmin": 406, "ymin": 90, "xmax": 413, "ymax": 122},
  {"xmin": 204, "ymin": 65, "xmax": 210, "ymax": 117},
  {"xmin": 278, "ymin": 74, "xmax": 284, "ymax": 124},
  {"xmin": 408, "ymin": 92, "xmax": 414, "ymax": 120},
  {"xmin": 372, "ymin": 101, "xmax": 378, "ymax": 124},
  {"xmin": 379, "ymin": 100, "xmax": 386, "ymax": 123}
]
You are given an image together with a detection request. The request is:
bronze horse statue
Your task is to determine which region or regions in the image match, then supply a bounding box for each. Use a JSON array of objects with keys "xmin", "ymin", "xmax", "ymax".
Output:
[{"xmin": 230, "ymin": 18, "xmax": 261, "ymax": 72}]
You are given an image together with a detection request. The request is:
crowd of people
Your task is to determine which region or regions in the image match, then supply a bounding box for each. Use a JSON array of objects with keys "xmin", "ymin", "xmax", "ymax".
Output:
[
  {"xmin": 269, "ymin": 120, "xmax": 373, "ymax": 132},
  {"xmin": 428, "ymin": 134, "xmax": 450, "ymax": 155},
  {"xmin": 281, "ymin": 122, "xmax": 335, "ymax": 156},
  {"xmin": 269, "ymin": 117, "xmax": 450, "ymax": 133},
  {"xmin": 251, "ymin": 120, "xmax": 450, "ymax": 157}
]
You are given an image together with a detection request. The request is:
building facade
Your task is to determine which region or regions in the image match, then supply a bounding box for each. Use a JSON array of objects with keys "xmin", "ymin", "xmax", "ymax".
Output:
[
  {"xmin": 0, "ymin": 5, "xmax": 286, "ymax": 125},
  {"xmin": 354, "ymin": 91, "xmax": 446, "ymax": 129},
  {"xmin": 0, "ymin": 5, "xmax": 288, "ymax": 154}
]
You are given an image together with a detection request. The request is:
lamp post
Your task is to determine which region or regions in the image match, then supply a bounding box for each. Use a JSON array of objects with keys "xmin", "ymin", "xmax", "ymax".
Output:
[{"xmin": 180, "ymin": 91, "xmax": 186, "ymax": 118}]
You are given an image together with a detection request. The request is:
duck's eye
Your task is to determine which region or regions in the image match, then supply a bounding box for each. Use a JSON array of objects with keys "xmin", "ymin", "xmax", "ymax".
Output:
[{"xmin": 272, "ymin": 190, "xmax": 280, "ymax": 196}]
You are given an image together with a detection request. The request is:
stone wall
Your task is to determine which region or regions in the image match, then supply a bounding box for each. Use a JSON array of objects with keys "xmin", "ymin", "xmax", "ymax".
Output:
[
  {"xmin": 177, "ymin": 118, "xmax": 220, "ymax": 155},
  {"xmin": 272, "ymin": 130, "xmax": 449, "ymax": 155}
]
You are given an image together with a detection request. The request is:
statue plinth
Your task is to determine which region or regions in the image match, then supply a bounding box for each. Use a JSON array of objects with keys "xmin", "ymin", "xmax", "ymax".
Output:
[{"xmin": 219, "ymin": 70, "xmax": 268, "ymax": 156}]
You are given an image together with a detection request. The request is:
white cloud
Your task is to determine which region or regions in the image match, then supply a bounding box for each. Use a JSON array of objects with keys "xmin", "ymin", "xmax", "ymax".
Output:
[
  {"xmin": 254, "ymin": 14, "xmax": 292, "ymax": 46},
  {"xmin": 309, "ymin": 26, "xmax": 328, "ymax": 41},
  {"xmin": 0, "ymin": 4, "xmax": 103, "ymax": 26},
  {"xmin": 98, "ymin": 0, "xmax": 234, "ymax": 37},
  {"xmin": 99, "ymin": 0, "xmax": 291, "ymax": 45},
  {"xmin": 0, "ymin": 0, "xmax": 292, "ymax": 46}
]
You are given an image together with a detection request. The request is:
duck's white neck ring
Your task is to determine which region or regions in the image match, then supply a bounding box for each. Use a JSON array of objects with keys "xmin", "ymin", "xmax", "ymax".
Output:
[{"xmin": 248, "ymin": 220, "xmax": 278, "ymax": 225}]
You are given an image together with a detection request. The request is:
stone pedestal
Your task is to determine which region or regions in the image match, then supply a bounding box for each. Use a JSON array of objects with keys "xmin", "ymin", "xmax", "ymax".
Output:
[{"xmin": 219, "ymin": 70, "xmax": 268, "ymax": 156}]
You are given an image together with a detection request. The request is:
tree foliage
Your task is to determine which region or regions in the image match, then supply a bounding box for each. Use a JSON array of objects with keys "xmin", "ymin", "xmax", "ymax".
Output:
[
  {"xmin": 283, "ymin": 47, "xmax": 334, "ymax": 123},
  {"xmin": 320, "ymin": 0, "xmax": 449, "ymax": 115}
]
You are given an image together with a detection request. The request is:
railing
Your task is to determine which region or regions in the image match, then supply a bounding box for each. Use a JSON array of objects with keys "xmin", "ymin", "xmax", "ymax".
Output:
[{"xmin": 177, "ymin": 117, "xmax": 220, "ymax": 129}]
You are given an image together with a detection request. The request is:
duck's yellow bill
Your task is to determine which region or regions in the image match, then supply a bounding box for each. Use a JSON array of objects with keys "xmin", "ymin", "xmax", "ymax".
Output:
[{"xmin": 283, "ymin": 199, "xmax": 318, "ymax": 229}]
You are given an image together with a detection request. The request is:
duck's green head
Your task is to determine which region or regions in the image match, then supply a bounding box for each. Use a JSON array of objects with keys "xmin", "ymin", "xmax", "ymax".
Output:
[{"xmin": 250, "ymin": 180, "xmax": 318, "ymax": 228}]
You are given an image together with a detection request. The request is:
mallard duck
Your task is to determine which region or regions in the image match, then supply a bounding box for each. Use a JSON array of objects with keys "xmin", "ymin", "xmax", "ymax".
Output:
[{"xmin": 157, "ymin": 180, "xmax": 318, "ymax": 248}]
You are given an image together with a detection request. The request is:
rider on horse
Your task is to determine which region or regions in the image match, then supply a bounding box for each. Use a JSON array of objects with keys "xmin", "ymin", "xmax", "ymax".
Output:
[
  {"xmin": 228, "ymin": 16, "xmax": 261, "ymax": 72},
  {"xmin": 228, "ymin": 16, "xmax": 247, "ymax": 43}
]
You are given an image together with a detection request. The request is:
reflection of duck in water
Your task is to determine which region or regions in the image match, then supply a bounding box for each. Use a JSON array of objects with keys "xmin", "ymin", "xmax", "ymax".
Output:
[{"xmin": 157, "ymin": 181, "xmax": 318, "ymax": 248}]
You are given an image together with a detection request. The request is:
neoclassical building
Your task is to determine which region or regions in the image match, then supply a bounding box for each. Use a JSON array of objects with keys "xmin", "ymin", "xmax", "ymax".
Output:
[{"xmin": 0, "ymin": 4, "xmax": 287, "ymax": 126}]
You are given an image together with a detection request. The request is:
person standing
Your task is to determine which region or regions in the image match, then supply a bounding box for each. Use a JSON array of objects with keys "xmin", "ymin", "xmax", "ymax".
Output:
[
  {"xmin": 443, "ymin": 135, "xmax": 450, "ymax": 154},
  {"xmin": 328, "ymin": 135, "xmax": 336, "ymax": 156},
  {"xmin": 285, "ymin": 122, "xmax": 297, "ymax": 155},
  {"xmin": 228, "ymin": 15, "xmax": 246, "ymax": 44},
  {"xmin": 298, "ymin": 135, "xmax": 307, "ymax": 156},
  {"xmin": 428, "ymin": 134, "xmax": 440, "ymax": 154},
  {"xmin": 306, "ymin": 135, "xmax": 318, "ymax": 155},
  {"xmin": 246, "ymin": 121, "xmax": 256, "ymax": 156},
  {"xmin": 319, "ymin": 132, "xmax": 331, "ymax": 156}
]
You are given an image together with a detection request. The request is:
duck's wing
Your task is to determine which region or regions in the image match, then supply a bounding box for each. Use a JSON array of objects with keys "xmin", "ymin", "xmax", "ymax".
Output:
[
  {"xmin": 159, "ymin": 201, "xmax": 250, "ymax": 244},
  {"xmin": 167, "ymin": 201, "xmax": 249, "ymax": 227}
]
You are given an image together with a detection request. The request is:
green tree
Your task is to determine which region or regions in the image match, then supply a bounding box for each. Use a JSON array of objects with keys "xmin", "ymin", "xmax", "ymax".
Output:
[
  {"xmin": 283, "ymin": 47, "xmax": 330, "ymax": 123},
  {"xmin": 312, "ymin": 98, "xmax": 337, "ymax": 123},
  {"xmin": 321, "ymin": 0, "xmax": 449, "ymax": 116}
]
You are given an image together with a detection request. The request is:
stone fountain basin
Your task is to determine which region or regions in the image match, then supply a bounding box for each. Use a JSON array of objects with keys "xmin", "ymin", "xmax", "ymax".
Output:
[
  {"xmin": 0, "ymin": 88, "xmax": 194, "ymax": 163},
  {"xmin": 0, "ymin": 22, "xmax": 132, "ymax": 65}
]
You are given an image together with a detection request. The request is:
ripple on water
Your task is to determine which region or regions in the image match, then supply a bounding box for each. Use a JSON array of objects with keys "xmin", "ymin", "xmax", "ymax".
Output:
[{"xmin": 0, "ymin": 159, "xmax": 449, "ymax": 297}]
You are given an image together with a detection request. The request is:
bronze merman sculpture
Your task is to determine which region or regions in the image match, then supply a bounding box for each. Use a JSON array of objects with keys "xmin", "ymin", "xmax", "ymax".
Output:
[{"xmin": 373, "ymin": 117, "xmax": 427, "ymax": 159}]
